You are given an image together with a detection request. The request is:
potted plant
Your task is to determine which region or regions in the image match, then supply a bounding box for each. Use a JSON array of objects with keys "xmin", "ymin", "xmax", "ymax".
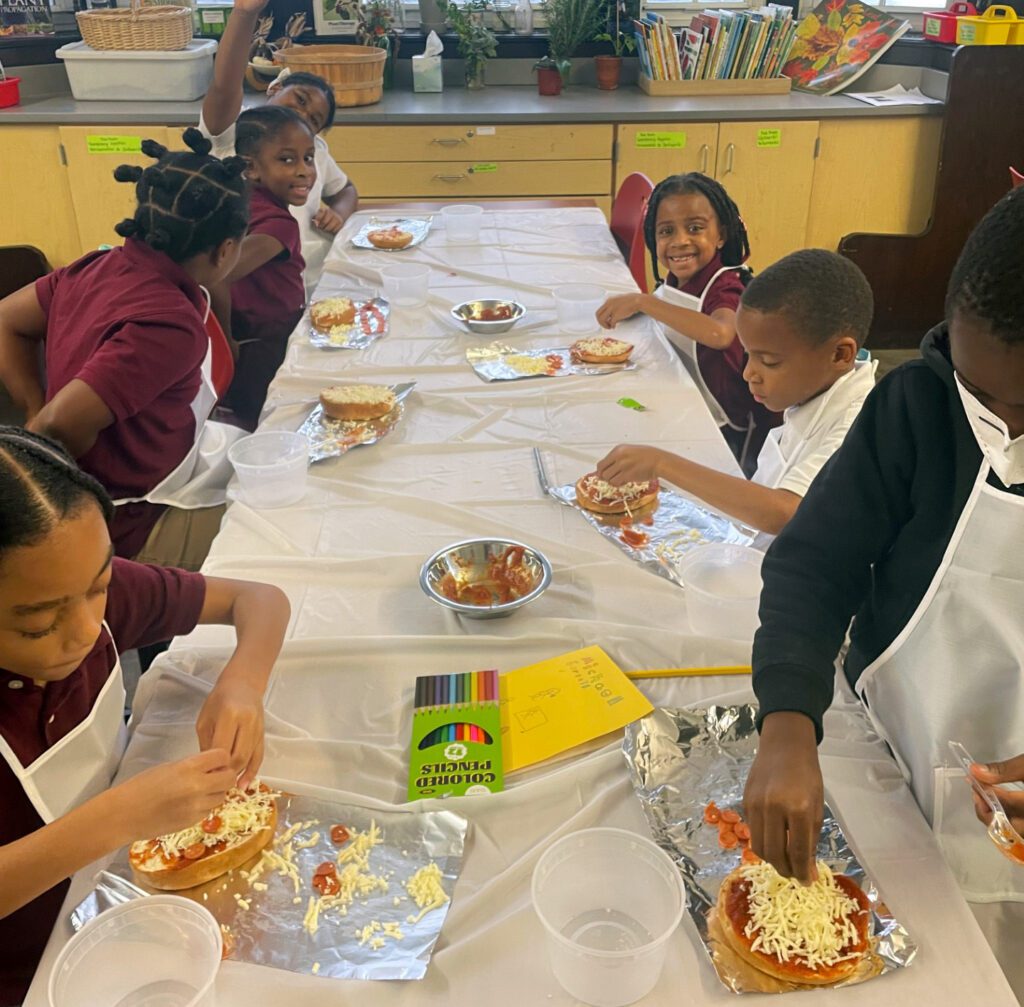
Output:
[
  {"xmin": 357, "ymin": 1, "xmax": 399, "ymax": 89},
  {"xmin": 438, "ymin": 0, "xmax": 498, "ymax": 90},
  {"xmin": 539, "ymin": 0, "xmax": 605, "ymax": 90},
  {"xmin": 593, "ymin": 0, "xmax": 635, "ymax": 90},
  {"xmin": 532, "ymin": 54, "xmax": 563, "ymax": 95}
]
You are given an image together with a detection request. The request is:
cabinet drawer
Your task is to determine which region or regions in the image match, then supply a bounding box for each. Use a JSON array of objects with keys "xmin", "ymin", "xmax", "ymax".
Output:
[
  {"xmin": 327, "ymin": 124, "xmax": 613, "ymax": 163},
  {"xmin": 347, "ymin": 159, "xmax": 612, "ymax": 198}
]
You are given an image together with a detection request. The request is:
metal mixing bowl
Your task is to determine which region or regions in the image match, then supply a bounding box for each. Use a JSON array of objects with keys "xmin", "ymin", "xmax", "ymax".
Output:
[
  {"xmin": 419, "ymin": 538, "xmax": 552, "ymax": 620},
  {"xmin": 451, "ymin": 299, "xmax": 526, "ymax": 335}
]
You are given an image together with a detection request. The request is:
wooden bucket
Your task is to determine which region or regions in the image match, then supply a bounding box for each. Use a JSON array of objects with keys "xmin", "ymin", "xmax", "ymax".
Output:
[{"xmin": 275, "ymin": 44, "xmax": 386, "ymax": 108}]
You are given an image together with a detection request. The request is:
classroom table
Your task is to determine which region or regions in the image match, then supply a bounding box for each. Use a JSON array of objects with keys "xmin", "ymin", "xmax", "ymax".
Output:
[{"xmin": 25, "ymin": 205, "xmax": 1018, "ymax": 1006}]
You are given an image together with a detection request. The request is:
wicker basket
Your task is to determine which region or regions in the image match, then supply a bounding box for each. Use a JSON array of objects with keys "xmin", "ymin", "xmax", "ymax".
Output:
[
  {"xmin": 76, "ymin": 0, "xmax": 192, "ymax": 52},
  {"xmin": 274, "ymin": 45, "xmax": 386, "ymax": 108}
]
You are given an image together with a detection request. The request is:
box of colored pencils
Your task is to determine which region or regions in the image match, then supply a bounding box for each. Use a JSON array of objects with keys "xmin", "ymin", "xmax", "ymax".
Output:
[{"xmin": 408, "ymin": 669, "xmax": 504, "ymax": 801}]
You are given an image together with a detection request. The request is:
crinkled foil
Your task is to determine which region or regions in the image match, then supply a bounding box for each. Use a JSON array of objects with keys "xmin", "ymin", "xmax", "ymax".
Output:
[
  {"xmin": 308, "ymin": 298, "xmax": 391, "ymax": 350},
  {"xmin": 546, "ymin": 482, "xmax": 752, "ymax": 588},
  {"xmin": 351, "ymin": 216, "xmax": 433, "ymax": 251},
  {"xmin": 466, "ymin": 343, "xmax": 637, "ymax": 382},
  {"xmin": 298, "ymin": 381, "xmax": 416, "ymax": 463},
  {"xmin": 71, "ymin": 794, "xmax": 467, "ymax": 982},
  {"xmin": 623, "ymin": 707, "xmax": 918, "ymax": 994}
]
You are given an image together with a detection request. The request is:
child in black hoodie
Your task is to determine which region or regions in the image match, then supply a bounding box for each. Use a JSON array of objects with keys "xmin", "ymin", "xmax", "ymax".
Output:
[{"xmin": 745, "ymin": 188, "xmax": 1024, "ymax": 997}]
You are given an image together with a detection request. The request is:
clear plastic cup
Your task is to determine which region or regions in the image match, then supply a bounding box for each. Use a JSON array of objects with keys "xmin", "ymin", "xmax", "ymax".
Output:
[
  {"xmin": 48, "ymin": 896, "xmax": 222, "ymax": 1007},
  {"xmin": 532, "ymin": 828, "xmax": 685, "ymax": 1007},
  {"xmin": 228, "ymin": 430, "xmax": 309, "ymax": 509},
  {"xmin": 676, "ymin": 543, "xmax": 764, "ymax": 640},
  {"xmin": 380, "ymin": 262, "xmax": 430, "ymax": 308},
  {"xmin": 442, "ymin": 204, "xmax": 484, "ymax": 244},
  {"xmin": 554, "ymin": 283, "xmax": 605, "ymax": 333}
]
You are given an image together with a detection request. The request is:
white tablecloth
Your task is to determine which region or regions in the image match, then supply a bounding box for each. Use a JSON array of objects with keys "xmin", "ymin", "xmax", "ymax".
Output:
[{"xmin": 25, "ymin": 208, "xmax": 1017, "ymax": 1006}]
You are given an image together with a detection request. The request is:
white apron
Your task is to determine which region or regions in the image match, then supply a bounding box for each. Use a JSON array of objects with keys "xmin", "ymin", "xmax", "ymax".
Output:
[
  {"xmin": 653, "ymin": 265, "xmax": 746, "ymax": 431},
  {"xmin": 113, "ymin": 290, "xmax": 244, "ymax": 511},
  {"xmin": 0, "ymin": 623, "xmax": 126, "ymax": 823},
  {"xmin": 854, "ymin": 461, "xmax": 1024, "ymax": 903}
]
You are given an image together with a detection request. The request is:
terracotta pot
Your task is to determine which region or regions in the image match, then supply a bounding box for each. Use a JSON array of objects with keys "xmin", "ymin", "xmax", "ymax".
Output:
[
  {"xmin": 594, "ymin": 55, "xmax": 622, "ymax": 91},
  {"xmin": 536, "ymin": 66, "xmax": 562, "ymax": 96}
]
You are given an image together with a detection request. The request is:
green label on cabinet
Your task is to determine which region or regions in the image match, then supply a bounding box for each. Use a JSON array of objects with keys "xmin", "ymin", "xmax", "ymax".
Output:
[
  {"xmin": 756, "ymin": 129, "xmax": 782, "ymax": 149},
  {"xmin": 635, "ymin": 131, "xmax": 686, "ymax": 149},
  {"xmin": 86, "ymin": 135, "xmax": 143, "ymax": 154},
  {"xmin": 470, "ymin": 162, "xmax": 498, "ymax": 173}
]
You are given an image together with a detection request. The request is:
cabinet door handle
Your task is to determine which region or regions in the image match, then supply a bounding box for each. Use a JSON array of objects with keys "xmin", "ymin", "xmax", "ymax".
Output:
[
  {"xmin": 431, "ymin": 137, "xmax": 468, "ymax": 147},
  {"xmin": 433, "ymin": 173, "xmax": 467, "ymax": 182},
  {"xmin": 699, "ymin": 143, "xmax": 709, "ymax": 174},
  {"xmin": 723, "ymin": 142, "xmax": 735, "ymax": 175}
]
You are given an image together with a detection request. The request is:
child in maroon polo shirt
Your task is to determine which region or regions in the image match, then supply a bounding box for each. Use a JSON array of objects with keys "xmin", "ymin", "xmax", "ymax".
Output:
[
  {"xmin": 216, "ymin": 105, "xmax": 315, "ymax": 429},
  {"xmin": 595, "ymin": 173, "xmax": 781, "ymax": 475},
  {"xmin": 0, "ymin": 129, "xmax": 250, "ymax": 562},
  {"xmin": 0, "ymin": 429, "xmax": 290, "ymax": 1007}
]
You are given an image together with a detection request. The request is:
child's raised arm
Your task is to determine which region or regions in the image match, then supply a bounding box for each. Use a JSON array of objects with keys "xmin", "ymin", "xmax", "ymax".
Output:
[
  {"xmin": 0, "ymin": 284, "xmax": 48, "ymax": 422},
  {"xmin": 597, "ymin": 292, "xmax": 738, "ymax": 352},
  {"xmin": 0, "ymin": 750, "xmax": 235, "ymax": 919},
  {"xmin": 202, "ymin": 0, "xmax": 271, "ymax": 137}
]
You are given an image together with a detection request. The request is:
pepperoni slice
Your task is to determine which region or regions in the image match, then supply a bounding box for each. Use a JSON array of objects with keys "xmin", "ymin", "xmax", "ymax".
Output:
[
  {"xmin": 720, "ymin": 809, "xmax": 741, "ymax": 824},
  {"xmin": 314, "ymin": 861, "xmax": 337, "ymax": 878},
  {"xmin": 741, "ymin": 847, "xmax": 761, "ymax": 865},
  {"xmin": 703, "ymin": 802, "xmax": 721, "ymax": 824},
  {"xmin": 330, "ymin": 824, "xmax": 351, "ymax": 845},
  {"xmin": 312, "ymin": 873, "xmax": 340, "ymax": 896},
  {"xmin": 734, "ymin": 822, "xmax": 751, "ymax": 841},
  {"xmin": 201, "ymin": 815, "xmax": 222, "ymax": 834},
  {"xmin": 183, "ymin": 842, "xmax": 207, "ymax": 860},
  {"xmin": 719, "ymin": 830, "xmax": 739, "ymax": 850}
]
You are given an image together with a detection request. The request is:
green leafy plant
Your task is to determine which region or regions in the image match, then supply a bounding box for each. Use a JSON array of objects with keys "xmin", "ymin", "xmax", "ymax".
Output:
[
  {"xmin": 595, "ymin": 0, "xmax": 636, "ymax": 56},
  {"xmin": 437, "ymin": 0, "xmax": 498, "ymax": 85},
  {"xmin": 541, "ymin": 0, "xmax": 606, "ymax": 77},
  {"xmin": 357, "ymin": 0, "xmax": 395, "ymax": 46}
]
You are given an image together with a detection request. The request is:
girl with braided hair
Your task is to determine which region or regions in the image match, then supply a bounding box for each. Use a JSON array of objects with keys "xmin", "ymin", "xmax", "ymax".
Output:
[
  {"xmin": 0, "ymin": 127, "xmax": 249, "ymax": 568},
  {"xmin": 201, "ymin": 0, "xmax": 358, "ymax": 296},
  {"xmin": 0, "ymin": 428, "xmax": 288, "ymax": 1006},
  {"xmin": 595, "ymin": 172, "xmax": 780, "ymax": 473}
]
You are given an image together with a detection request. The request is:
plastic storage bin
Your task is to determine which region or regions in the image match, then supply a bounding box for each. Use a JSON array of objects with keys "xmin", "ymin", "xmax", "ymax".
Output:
[
  {"xmin": 956, "ymin": 5, "xmax": 1019, "ymax": 44},
  {"xmin": 56, "ymin": 39, "xmax": 217, "ymax": 101},
  {"xmin": 923, "ymin": 2, "xmax": 976, "ymax": 43}
]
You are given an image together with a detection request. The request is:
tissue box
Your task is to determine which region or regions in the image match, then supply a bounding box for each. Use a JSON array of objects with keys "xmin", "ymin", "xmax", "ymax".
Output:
[{"xmin": 413, "ymin": 54, "xmax": 443, "ymax": 93}]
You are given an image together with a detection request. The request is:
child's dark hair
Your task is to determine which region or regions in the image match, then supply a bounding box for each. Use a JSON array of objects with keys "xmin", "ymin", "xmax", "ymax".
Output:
[
  {"xmin": 113, "ymin": 127, "xmax": 249, "ymax": 264},
  {"xmin": 644, "ymin": 172, "xmax": 750, "ymax": 285},
  {"xmin": 946, "ymin": 187, "xmax": 1024, "ymax": 344},
  {"xmin": 278, "ymin": 71, "xmax": 336, "ymax": 130},
  {"xmin": 0, "ymin": 428, "xmax": 113, "ymax": 560},
  {"xmin": 741, "ymin": 250, "xmax": 873, "ymax": 348},
  {"xmin": 235, "ymin": 105, "xmax": 313, "ymax": 161}
]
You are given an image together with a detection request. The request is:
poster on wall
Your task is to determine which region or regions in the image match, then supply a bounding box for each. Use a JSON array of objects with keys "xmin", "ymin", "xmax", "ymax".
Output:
[
  {"xmin": 312, "ymin": 0, "xmax": 360, "ymax": 35},
  {"xmin": 0, "ymin": 0, "xmax": 54, "ymax": 35}
]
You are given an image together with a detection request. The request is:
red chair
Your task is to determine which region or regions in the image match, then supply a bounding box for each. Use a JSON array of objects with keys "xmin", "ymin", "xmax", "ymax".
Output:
[
  {"xmin": 1011, "ymin": 167, "xmax": 1024, "ymax": 189},
  {"xmin": 611, "ymin": 172, "xmax": 655, "ymax": 293},
  {"xmin": 206, "ymin": 311, "xmax": 235, "ymax": 401}
]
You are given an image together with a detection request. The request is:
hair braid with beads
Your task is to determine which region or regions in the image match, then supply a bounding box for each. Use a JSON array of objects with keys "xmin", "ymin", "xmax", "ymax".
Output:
[
  {"xmin": 643, "ymin": 172, "xmax": 751, "ymax": 287},
  {"xmin": 113, "ymin": 127, "xmax": 249, "ymax": 264},
  {"xmin": 0, "ymin": 428, "xmax": 114, "ymax": 559}
]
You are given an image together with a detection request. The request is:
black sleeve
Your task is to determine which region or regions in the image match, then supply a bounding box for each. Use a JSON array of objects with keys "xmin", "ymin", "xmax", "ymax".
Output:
[{"xmin": 752, "ymin": 370, "xmax": 918, "ymax": 740}]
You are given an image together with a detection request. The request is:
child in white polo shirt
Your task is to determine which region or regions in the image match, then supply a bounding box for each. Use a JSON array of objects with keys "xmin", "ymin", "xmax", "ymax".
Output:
[{"xmin": 595, "ymin": 250, "xmax": 876, "ymax": 538}]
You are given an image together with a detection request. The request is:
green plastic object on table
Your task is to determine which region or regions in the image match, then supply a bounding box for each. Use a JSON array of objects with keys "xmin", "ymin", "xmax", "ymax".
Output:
[{"xmin": 617, "ymin": 397, "xmax": 648, "ymax": 411}]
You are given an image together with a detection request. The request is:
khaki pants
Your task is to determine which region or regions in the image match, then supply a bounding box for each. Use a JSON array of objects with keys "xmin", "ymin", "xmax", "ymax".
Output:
[{"xmin": 134, "ymin": 504, "xmax": 226, "ymax": 572}]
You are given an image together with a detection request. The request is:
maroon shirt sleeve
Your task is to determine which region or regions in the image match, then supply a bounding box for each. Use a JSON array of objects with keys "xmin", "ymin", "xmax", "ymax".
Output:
[
  {"xmin": 105, "ymin": 557, "xmax": 207, "ymax": 651},
  {"xmin": 701, "ymin": 269, "xmax": 745, "ymax": 316},
  {"xmin": 249, "ymin": 211, "xmax": 298, "ymax": 258},
  {"xmin": 75, "ymin": 318, "xmax": 205, "ymax": 422},
  {"xmin": 34, "ymin": 270, "xmax": 63, "ymax": 318}
]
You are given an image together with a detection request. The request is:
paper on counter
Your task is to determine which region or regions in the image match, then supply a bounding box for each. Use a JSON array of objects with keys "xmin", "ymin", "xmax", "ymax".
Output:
[{"xmin": 846, "ymin": 84, "xmax": 942, "ymax": 106}]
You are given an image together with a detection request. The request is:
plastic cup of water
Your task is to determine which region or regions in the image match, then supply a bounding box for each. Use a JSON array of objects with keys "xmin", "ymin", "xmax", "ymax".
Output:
[
  {"xmin": 380, "ymin": 262, "xmax": 430, "ymax": 308},
  {"xmin": 48, "ymin": 896, "xmax": 222, "ymax": 1007},
  {"xmin": 228, "ymin": 430, "xmax": 309, "ymax": 509},
  {"xmin": 554, "ymin": 283, "xmax": 606, "ymax": 333},
  {"xmin": 532, "ymin": 827, "xmax": 685, "ymax": 1007},
  {"xmin": 442, "ymin": 204, "xmax": 484, "ymax": 244}
]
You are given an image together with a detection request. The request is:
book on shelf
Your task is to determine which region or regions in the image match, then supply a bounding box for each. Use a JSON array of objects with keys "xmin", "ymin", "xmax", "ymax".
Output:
[{"xmin": 782, "ymin": 0, "xmax": 909, "ymax": 97}]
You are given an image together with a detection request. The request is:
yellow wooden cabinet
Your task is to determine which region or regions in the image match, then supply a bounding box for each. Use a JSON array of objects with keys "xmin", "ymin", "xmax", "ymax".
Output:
[
  {"xmin": 0, "ymin": 126, "xmax": 81, "ymax": 269},
  {"xmin": 805, "ymin": 117, "xmax": 943, "ymax": 250},
  {"xmin": 58, "ymin": 126, "xmax": 169, "ymax": 255},
  {"xmin": 614, "ymin": 123, "xmax": 720, "ymax": 188}
]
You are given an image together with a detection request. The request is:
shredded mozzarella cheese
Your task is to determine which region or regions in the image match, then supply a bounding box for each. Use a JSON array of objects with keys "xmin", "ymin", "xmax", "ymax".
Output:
[
  {"xmin": 404, "ymin": 862, "xmax": 449, "ymax": 924},
  {"xmin": 322, "ymin": 384, "xmax": 396, "ymax": 407},
  {"xmin": 504, "ymin": 354, "xmax": 552, "ymax": 375},
  {"xmin": 573, "ymin": 337, "xmax": 631, "ymax": 356}
]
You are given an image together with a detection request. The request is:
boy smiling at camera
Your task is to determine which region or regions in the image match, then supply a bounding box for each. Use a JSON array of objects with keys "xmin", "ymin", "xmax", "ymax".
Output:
[{"xmin": 596, "ymin": 249, "xmax": 876, "ymax": 538}]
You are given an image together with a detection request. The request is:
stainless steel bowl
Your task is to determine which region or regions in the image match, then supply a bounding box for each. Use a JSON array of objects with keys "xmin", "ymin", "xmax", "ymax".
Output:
[
  {"xmin": 419, "ymin": 538, "xmax": 552, "ymax": 620},
  {"xmin": 450, "ymin": 299, "xmax": 526, "ymax": 335}
]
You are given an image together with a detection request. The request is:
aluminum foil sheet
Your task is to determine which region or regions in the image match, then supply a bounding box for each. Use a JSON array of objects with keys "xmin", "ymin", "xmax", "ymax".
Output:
[
  {"xmin": 298, "ymin": 381, "xmax": 416, "ymax": 463},
  {"xmin": 308, "ymin": 297, "xmax": 391, "ymax": 350},
  {"xmin": 623, "ymin": 706, "xmax": 918, "ymax": 994},
  {"xmin": 351, "ymin": 216, "xmax": 433, "ymax": 250},
  {"xmin": 71, "ymin": 793, "xmax": 468, "ymax": 982},
  {"xmin": 466, "ymin": 342, "xmax": 637, "ymax": 382}
]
